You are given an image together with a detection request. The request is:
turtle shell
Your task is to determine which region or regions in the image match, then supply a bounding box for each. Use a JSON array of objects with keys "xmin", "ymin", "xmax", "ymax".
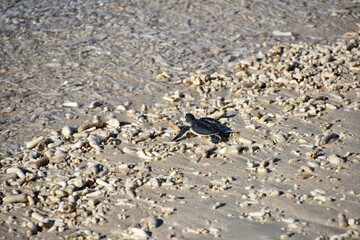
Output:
[
  {"xmin": 200, "ymin": 118, "xmax": 232, "ymax": 133},
  {"xmin": 190, "ymin": 119, "xmax": 220, "ymax": 136}
]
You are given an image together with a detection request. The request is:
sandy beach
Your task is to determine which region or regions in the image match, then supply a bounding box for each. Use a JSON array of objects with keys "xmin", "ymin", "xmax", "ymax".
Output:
[{"xmin": 1, "ymin": 1, "xmax": 359, "ymax": 239}]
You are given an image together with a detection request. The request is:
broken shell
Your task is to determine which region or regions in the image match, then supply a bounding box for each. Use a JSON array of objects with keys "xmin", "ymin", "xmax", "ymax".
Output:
[
  {"xmin": 26, "ymin": 221, "xmax": 38, "ymax": 234},
  {"xmin": 3, "ymin": 193, "xmax": 28, "ymax": 203},
  {"xmin": 314, "ymin": 195, "xmax": 332, "ymax": 203},
  {"xmin": 195, "ymin": 147, "xmax": 210, "ymax": 158},
  {"xmin": 88, "ymin": 101, "xmax": 103, "ymax": 109},
  {"xmin": 238, "ymin": 137, "xmax": 254, "ymax": 146},
  {"xmin": 26, "ymin": 136, "xmax": 44, "ymax": 149},
  {"xmin": 122, "ymin": 147, "xmax": 136, "ymax": 155},
  {"xmin": 31, "ymin": 212, "xmax": 48, "ymax": 223},
  {"xmin": 123, "ymin": 227, "xmax": 150, "ymax": 239},
  {"xmin": 78, "ymin": 122, "xmax": 107, "ymax": 132},
  {"xmin": 6, "ymin": 167, "xmax": 26, "ymax": 179},
  {"xmin": 96, "ymin": 179, "xmax": 115, "ymax": 191},
  {"xmin": 25, "ymin": 157, "xmax": 49, "ymax": 169},
  {"xmin": 61, "ymin": 126, "xmax": 74, "ymax": 138},
  {"xmin": 107, "ymin": 118, "xmax": 120, "ymax": 128},
  {"xmin": 135, "ymin": 132, "xmax": 153, "ymax": 143},
  {"xmin": 325, "ymin": 103, "xmax": 338, "ymax": 110},
  {"xmin": 327, "ymin": 154, "xmax": 345, "ymax": 165},
  {"xmin": 219, "ymin": 145, "xmax": 240, "ymax": 155},
  {"xmin": 147, "ymin": 113, "xmax": 164, "ymax": 119},
  {"xmin": 136, "ymin": 150, "xmax": 153, "ymax": 160},
  {"xmin": 212, "ymin": 201, "xmax": 224, "ymax": 210},
  {"xmin": 296, "ymin": 165, "xmax": 314, "ymax": 179},
  {"xmin": 272, "ymin": 30, "xmax": 293, "ymax": 37},
  {"xmin": 248, "ymin": 210, "xmax": 267, "ymax": 218},
  {"xmin": 257, "ymin": 167, "xmax": 268, "ymax": 175},
  {"xmin": 208, "ymin": 110, "xmax": 225, "ymax": 120},
  {"xmin": 116, "ymin": 104, "xmax": 127, "ymax": 112},
  {"xmin": 62, "ymin": 101, "xmax": 79, "ymax": 108},
  {"xmin": 338, "ymin": 213, "xmax": 349, "ymax": 228},
  {"xmin": 141, "ymin": 217, "xmax": 161, "ymax": 230},
  {"xmin": 320, "ymin": 133, "xmax": 339, "ymax": 145},
  {"xmin": 126, "ymin": 189, "xmax": 136, "ymax": 199},
  {"xmin": 169, "ymin": 120, "xmax": 181, "ymax": 132}
]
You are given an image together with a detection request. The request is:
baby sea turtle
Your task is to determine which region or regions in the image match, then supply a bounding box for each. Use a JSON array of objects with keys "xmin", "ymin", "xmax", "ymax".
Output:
[{"xmin": 172, "ymin": 113, "xmax": 232, "ymax": 143}]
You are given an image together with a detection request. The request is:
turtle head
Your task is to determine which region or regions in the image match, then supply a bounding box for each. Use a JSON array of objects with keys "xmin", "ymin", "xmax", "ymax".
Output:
[{"xmin": 185, "ymin": 113, "xmax": 195, "ymax": 124}]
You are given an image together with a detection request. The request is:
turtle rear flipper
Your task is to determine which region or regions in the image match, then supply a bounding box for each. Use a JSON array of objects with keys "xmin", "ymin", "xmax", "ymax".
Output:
[
  {"xmin": 210, "ymin": 134, "xmax": 221, "ymax": 144},
  {"xmin": 172, "ymin": 126, "xmax": 190, "ymax": 142}
]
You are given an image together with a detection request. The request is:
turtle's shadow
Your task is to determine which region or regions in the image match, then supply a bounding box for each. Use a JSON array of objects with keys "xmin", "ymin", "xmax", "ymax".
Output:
[
  {"xmin": 219, "ymin": 132, "xmax": 231, "ymax": 143},
  {"xmin": 187, "ymin": 132, "xmax": 231, "ymax": 144}
]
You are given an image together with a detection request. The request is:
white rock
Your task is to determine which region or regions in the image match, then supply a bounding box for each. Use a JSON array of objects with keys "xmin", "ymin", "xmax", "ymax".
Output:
[
  {"xmin": 107, "ymin": 118, "xmax": 120, "ymax": 128},
  {"xmin": 327, "ymin": 154, "xmax": 345, "ymax": 165},
  {"xmin": 116, "ymin": 105, "xmax": 127, "ymax": 112},
  {"xmin": 61, "ymin": 126, "xmax": 73, "ymax": 138}
]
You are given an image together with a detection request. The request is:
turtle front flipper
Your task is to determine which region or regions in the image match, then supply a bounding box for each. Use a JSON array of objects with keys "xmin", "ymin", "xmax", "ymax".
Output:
[
  {"xmin": 210, "ymin": 134, "xmax": 222, "ymax": 144},
  {"xmin": 172, "ymin": 126, "xmax": 190, "ymax": 142}
]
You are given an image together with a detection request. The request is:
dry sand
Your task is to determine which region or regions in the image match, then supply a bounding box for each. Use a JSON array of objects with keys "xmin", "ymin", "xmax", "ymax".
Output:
[{"xmin": 1, "ymin": 1, "xmax": 360, "ymax": 240}]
